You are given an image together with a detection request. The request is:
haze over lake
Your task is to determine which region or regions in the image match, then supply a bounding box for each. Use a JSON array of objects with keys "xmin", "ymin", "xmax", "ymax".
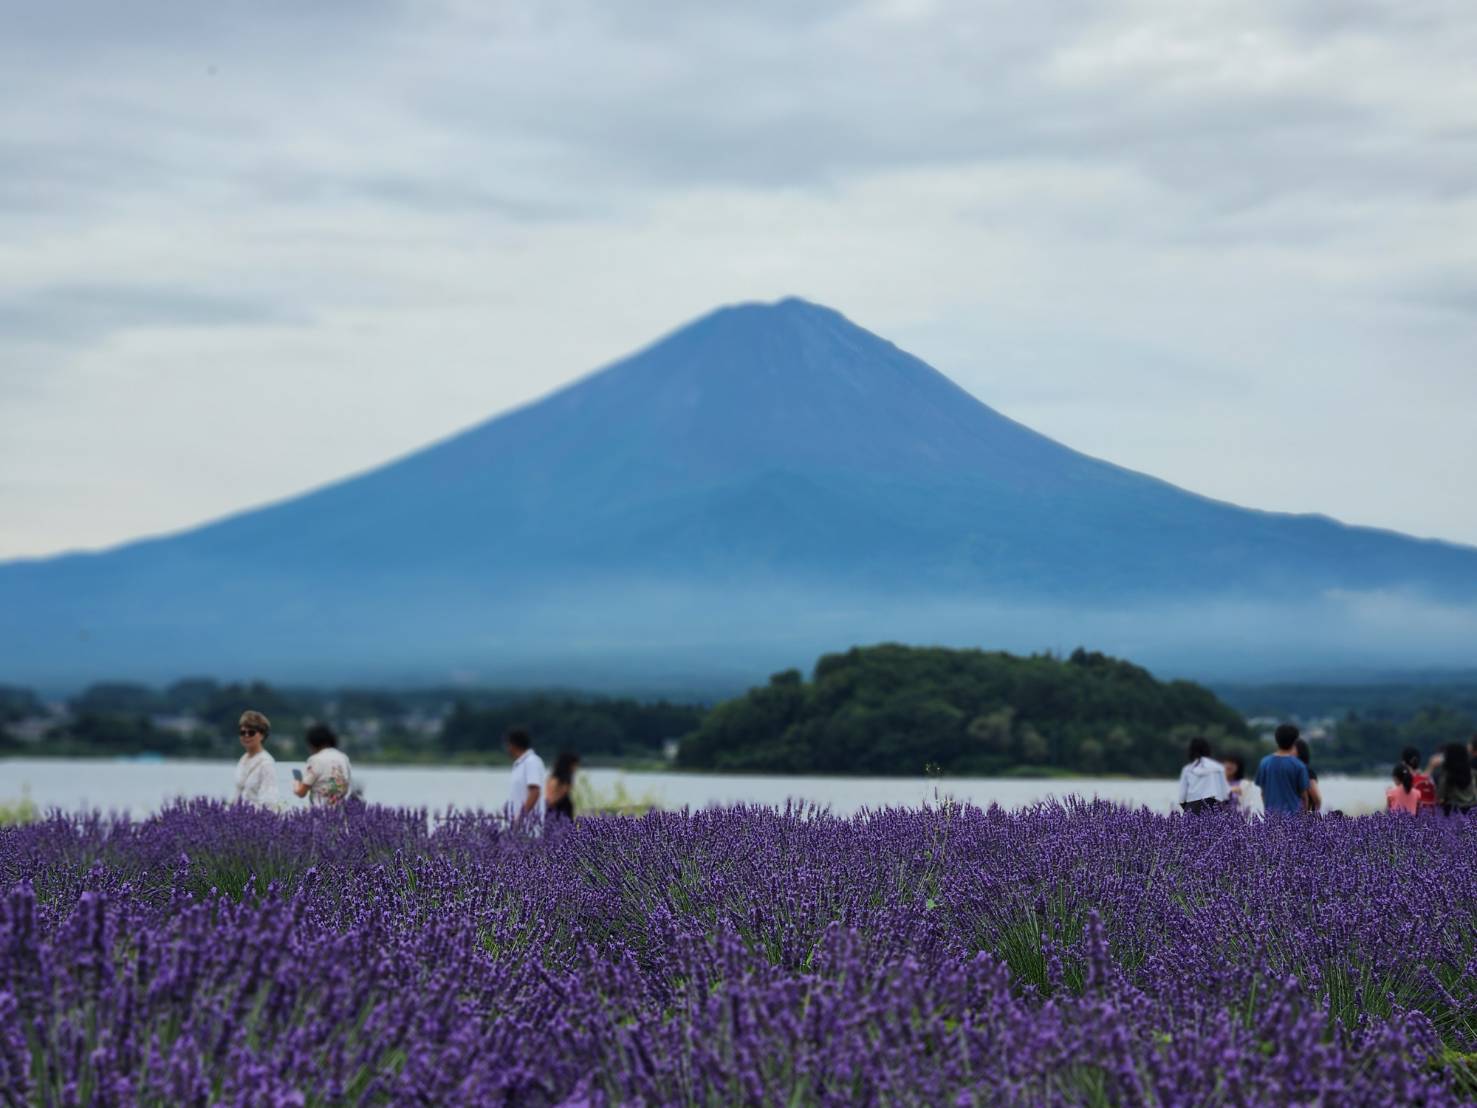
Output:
[{"xmin": 1, "ymin": 759, "xmax": 1387, "ymax": 818}]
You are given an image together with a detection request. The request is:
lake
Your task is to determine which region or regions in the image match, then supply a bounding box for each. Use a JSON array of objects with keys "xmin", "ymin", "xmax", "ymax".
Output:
[{"xmin": 1, "ymin": 758, "xmax": 1387, "ymax": 816}]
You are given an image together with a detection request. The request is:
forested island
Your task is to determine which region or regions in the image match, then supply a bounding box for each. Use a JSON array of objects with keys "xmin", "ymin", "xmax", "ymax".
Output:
[
  {"xmin": 678, "ymin": 645, "xmax": 1256, "ymax": 776},
  {"xmin": 4, "ymin": 646, "xmax": 1474, "ymax": 775}
]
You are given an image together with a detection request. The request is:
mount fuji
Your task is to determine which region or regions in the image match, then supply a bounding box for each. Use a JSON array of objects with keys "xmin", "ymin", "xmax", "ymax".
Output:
[{"xmin": 3, "ymin": 297, "xmax": 1475, "ymax": 687}]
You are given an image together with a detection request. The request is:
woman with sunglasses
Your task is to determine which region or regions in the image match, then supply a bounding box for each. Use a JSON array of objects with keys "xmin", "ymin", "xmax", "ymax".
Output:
[{"xmin": 233, "ymin": 710, "xmax": 280, "ymax": 809}]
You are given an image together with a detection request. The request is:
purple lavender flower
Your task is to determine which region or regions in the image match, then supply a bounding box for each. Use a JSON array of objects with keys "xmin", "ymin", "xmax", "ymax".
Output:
[{"xmin": 0, "ymin": 799, "xmax": 1471, "ymax": 1104}]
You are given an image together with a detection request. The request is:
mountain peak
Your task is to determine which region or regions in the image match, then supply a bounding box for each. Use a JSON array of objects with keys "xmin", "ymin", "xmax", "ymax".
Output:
[
  {"xmin": 566, "ymin": 295, "xmax": 971, "ymax": 453},
  {"xmin": 679, "ymin": 295, "xmax": 856, "ymax": 345},
  {"xmin": 761, "ymin": 295, "xmax": 842, "ymax": 319},
  {"xmin": 5, "ymin": 297, "xmax": 1476, "ymax": 686},
  {"xmin": 719, "ymin": 294, "xmax": 833, "ymax": 316}
]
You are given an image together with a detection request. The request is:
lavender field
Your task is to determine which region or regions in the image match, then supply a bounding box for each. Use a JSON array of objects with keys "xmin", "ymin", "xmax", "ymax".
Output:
[{"xmin": 2, "ymin": 801, "xmax": 1475, "ymax": 1105}]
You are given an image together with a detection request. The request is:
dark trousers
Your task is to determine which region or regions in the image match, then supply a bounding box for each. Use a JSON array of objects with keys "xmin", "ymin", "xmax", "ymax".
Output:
[{"xmin": 1181, "ymin": 798, "xmax": 1223, "ymax": 814}]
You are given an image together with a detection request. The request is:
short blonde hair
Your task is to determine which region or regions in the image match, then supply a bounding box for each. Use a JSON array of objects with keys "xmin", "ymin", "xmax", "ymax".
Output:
[{"xmin": 238, "ymin": 710, "xmax": 272, "ymax": 735}]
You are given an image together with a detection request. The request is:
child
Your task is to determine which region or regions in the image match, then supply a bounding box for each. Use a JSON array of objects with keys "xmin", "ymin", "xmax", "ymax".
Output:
[
  {"xmin": 1223, "ymin": 755, "xmax": 1249, "ymax": 809},
  {"xmin": 1387, "ymin": 764, "xmax": 1420, "ymax": 815},
  {"xmin": 1178, "ymin": 736, "xmax": 1230, "ymax": 813}
]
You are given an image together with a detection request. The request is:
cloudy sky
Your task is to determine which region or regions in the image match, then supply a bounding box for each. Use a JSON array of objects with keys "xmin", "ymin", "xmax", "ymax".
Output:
[{"xmin": 4, "ymin": 0, "xmax": 1476, "ymax": 559}]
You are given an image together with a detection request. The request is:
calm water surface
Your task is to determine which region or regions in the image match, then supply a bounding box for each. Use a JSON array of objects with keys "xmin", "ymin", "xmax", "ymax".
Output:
[{"xmin": 1, "ymin": 758, "xmax": 1386, "ymax": 816}]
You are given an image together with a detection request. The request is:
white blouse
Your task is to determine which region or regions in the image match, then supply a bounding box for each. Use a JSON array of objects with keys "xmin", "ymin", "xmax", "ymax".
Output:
[
  {"xmin": 1177, "ymin": 757, "xmax": 1231, "ymax": 804},
  {"xmin": 234, "ymin": 750, "xmax": 279, "ymax": 809}
]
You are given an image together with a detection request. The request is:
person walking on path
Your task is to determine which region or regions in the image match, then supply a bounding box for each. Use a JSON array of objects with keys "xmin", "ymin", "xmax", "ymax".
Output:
[
  {"xmin": 1387, "ymin": 764, "xmax": 1421, "ymax": 815},
  {"xmin": 1402, "ymin": 747, "xmax": 1438, "ymax": 810},
  {"xmin": 505, "ymin": 728, "xmax": 546, "ymax": 824},
  {"xmin": 1254, "ymin": 724, "xmax": 1309, "ymax": 815},
  {"xmin": 1178, "ymin": 736, "xmax": 1230, "ymax": 813},
  {"xmin": 233, "ymin": 710, "xmax": 279, "ymax": 809},
  {"xmin": 293, "ymin": 723, "xmax": 353, "ymax": 807},
  {"xmin": 1437, "ymin": 743, "xmax": 1477, "ymax": 815}
]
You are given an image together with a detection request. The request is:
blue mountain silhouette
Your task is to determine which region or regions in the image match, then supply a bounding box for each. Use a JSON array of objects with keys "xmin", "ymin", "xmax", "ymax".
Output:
[{"xmin": 3, "ymin": 297, "xmax": 1475, "ymax": 685}]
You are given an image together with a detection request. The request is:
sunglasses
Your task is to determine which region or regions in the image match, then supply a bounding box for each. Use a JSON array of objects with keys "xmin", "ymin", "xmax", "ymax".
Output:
[{"xmin": 239, "ymin": 727, "xmax": 261, "ymax": 737}]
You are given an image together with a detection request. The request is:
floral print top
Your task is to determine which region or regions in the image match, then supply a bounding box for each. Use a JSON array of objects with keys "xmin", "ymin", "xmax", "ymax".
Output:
[{"xmin": 303, "ymin": 747, "xmax": 352, "ymax": 807}]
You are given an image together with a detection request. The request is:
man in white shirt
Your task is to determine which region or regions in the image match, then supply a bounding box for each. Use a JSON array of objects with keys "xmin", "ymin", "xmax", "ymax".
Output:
[{"xmin": 505, "ymin": 728, "xmax": 546, "ymax": 824}]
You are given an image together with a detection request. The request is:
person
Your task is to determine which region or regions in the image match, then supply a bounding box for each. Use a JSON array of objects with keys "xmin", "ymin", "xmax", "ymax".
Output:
[
  {"xmin": 293, "ymin": 723, "xmax": 353, "ymax": 807},
  {"xmin": 546, "ymin": 752, "xmax": 580, "ymax": 820},
  {"xmin": 1437, "ymin": 742, "xmax": 1477, "ymax": 815},
  {"xmin": 1254, "ymin": 723, "xmax": 1310, "ymax": 815},
  {"xmin": 1178, "ymin": 736, "xmax": 1230, "ymax": 813},
  {"xmin": 1294, "ymin": 737, "xmax": 1322, "ymax": 813},
  {"xmin": 1427, "ymin": 748, "xmax": 1447, "ymax": 785},
  {"xmin": 1401, "ymin": 747, "xmax": 1438, "ymax": 810},
  {"xmin": 1223, "ymin": 755, "xmax": 1250, "ymax": 809},
  {"xmin": 1387, "ymin": 764, "xmax": 1420, "ymax": 815},
  {"xmin": 505, "ymin": 728, "xmax": 546, "ymax": 824},
  {"xmin": 233, "ymin": 710, "xmax": 279, "ymax": 809}
]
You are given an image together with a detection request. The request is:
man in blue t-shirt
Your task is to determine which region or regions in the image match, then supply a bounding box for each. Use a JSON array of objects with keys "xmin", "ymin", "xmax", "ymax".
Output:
[{"xmin": 1255, "ymin": 723, "xmax": 1310, "ymax": 814}]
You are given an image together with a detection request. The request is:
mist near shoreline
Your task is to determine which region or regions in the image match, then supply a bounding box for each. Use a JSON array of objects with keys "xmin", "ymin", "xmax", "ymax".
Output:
[
  {"xmin": 484, "ymin": 582, "xmax": 1477, "ymax": 688},
  {"xmin": 10, "ymin": 578, "xmax": 1475, "ymax": 694}
]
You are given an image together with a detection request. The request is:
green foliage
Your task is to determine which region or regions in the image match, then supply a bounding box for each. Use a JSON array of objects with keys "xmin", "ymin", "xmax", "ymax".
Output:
[
  {"xmin": 1436, "ymin": 1049, "xmax": 1477, "ymax": 1100},
  {"xmin": 1216, "ymin": 678, "xmax": 1477, "ymax": 722},
  {"xmin": 1205, "ymin": 678, "xmax": 1477, "ymax": 772},
  {"xmin": 1322, "ymin": 705, "xmax": 1477, "ymax": 772},
  {"xmin": 192, "ymin": 681, "xmax": 319, "ymax": 736},
  {"xmin": 572, "ymin": 774, "xmax": 661, "ymax": 816},
  {"xmin": 163, "ymin": 677, "xmax": 225, "ymax": 713},
  {"xmin": 9, "ymin": 678, "xmax": 707, "ymax": 764},
  {"xmin": 63, "ymin": 712, "xmax": 193, "ymax": 757},
  {"xmin": 677, "ymin": 644, "xmax": 1252, "ymax": 776},
  {"xmin": 0, "ymin": 788, "xmax": 38, "ymax": 826},
  {"xmin": 0, "ymin": 714, "xmax": 24, "ymax": 753},
  {"xmin": 0, "ymin": 684, "xmax": 44, "ymax": 722},
  {"xmin": 72, "ymin": 682, "xmax": 160, "ymax": 716},
  {"xmin": 434, "ymin": 696, "xmax": 704, "ymax": 760}
]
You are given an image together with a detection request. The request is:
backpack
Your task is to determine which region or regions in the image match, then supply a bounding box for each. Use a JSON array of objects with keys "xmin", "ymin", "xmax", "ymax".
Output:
[{"xmin": 1414, "ymin": 772, "xmax": 1438, "ymax": 807}]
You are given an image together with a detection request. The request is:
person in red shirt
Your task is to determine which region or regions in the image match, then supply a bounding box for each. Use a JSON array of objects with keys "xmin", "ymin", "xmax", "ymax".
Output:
[{"xmin": 1402, "ymin": 746, "xmax": 1437, "ymax": 810}]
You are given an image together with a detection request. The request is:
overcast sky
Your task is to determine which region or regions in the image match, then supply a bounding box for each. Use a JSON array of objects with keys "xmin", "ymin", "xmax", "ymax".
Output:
[{"xmin": 4, "ymin": 0, "xmax": 1476, "ymax": 559}]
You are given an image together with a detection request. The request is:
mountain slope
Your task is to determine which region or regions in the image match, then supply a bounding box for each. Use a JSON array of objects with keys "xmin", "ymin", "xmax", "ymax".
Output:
[{"xmin": 3, "ymin": 297, "xmax": 1475, "ymax": 685}]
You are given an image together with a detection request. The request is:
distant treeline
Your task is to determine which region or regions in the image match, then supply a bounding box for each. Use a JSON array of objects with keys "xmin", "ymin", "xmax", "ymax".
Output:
[
  {"xmin": 1215, "ymin": 680, "xmax": 1477, "ymax": 772},
  {"xmin": 1323, "ymin": 709, "xmax": 1475, "ymax": 772},
  {"xmin": 1215, "ymin": 679, "xmax": 1477, "ymax": 723},
  {"xmin": 677, "ymin": 645, "xmax": 1257, "ymax": 777},
  {"xmin": 6, "ymin": 655, "xmax": 1475, "ymax": 775},
  {"xmin": 440, "ymin": 698, "xmax": 704, "ymax": 761},
  {"xmin": 0, "ymin": 679, "xmax": 703, "ymax": 765}
]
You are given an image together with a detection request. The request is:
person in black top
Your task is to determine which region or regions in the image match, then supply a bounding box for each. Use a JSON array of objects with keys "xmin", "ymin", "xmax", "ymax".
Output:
[
  {"xmin": 1295, "ymin": 737, "xmax": 1322, "ymax": 813},
  {"xmin": 1438, "ymin": 743, "xmax": 1477, "ymax": 814},
  {"xmin": 546, "ymin": 752, "xmax": 580, "ymax": 820}
]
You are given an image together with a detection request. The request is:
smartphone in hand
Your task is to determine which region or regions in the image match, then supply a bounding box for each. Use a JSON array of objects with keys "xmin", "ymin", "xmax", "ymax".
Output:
[{"xmin": 291, "ymin": 769, "xmax": 303, "ymax": 782}]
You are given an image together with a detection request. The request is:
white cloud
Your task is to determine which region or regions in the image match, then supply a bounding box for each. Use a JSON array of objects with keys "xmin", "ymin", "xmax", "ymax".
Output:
[{"xmin": 1, "ymin": 0, "xmax": 1475, "ymax": 556}]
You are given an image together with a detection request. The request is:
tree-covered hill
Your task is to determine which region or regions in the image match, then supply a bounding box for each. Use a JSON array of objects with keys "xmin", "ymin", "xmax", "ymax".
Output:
[{"xmin": 677, "ymin": 644, "xmax": 1255, "ymax": 776}]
